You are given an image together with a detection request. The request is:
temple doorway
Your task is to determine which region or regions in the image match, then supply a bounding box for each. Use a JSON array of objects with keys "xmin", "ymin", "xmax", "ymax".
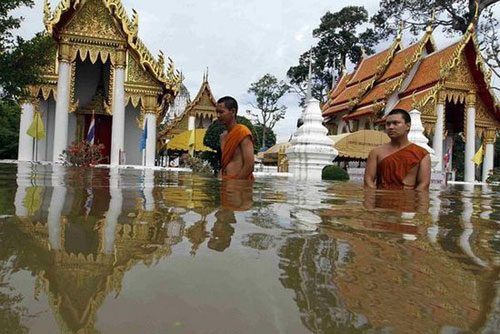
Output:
[
  {"xmin": 83, "ymin": 114, "xmax": 112, "ymax": 163},
  {"xmin": 445, "ymin": 99, "xmax": 466, "ymax": 180}
]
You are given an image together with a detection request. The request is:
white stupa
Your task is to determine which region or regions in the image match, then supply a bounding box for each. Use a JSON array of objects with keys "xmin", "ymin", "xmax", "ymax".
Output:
[
  {"xmin": 408, "ymin": 109, "xmax": 438, "ymax": 169},
  {"xmin": 286, "ymin": 52, "xmax": 338, "ymax": 180}
]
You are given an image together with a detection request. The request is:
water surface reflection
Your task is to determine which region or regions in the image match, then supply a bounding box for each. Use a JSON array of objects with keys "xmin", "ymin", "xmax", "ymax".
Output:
[{"xmin": 1, "ymin": 163, "xmax": 500, "ymax": 333}]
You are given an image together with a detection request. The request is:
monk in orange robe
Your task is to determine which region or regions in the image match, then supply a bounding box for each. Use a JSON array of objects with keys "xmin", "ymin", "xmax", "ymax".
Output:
[
  {"xmin": 216, "ymin": 96, "xmax": 255, "ymax": 180},
  {"xmin": 365, "ymin": 109, "xmax": 431, "ymax": 191}
]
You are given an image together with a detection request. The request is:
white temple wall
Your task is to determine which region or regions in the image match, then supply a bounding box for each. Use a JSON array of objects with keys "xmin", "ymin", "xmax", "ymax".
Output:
[
  {"xmin": 124, "ymin": 104, "xmax": 142, "ymax": 165},
  {"xmin": 35, "ymin": 97, "xmax": 56, "ymax": 161}
]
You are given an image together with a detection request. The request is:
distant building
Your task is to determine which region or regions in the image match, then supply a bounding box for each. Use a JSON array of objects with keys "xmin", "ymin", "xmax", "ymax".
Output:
[{"xmin": 323, "ymin": 24, "xmax": 500, "ymax": 182}]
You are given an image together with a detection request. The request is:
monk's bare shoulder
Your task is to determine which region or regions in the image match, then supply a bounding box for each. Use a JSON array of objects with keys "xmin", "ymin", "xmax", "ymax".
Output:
[
  {"xmin": 220, "ymin": 131, "xmax": 228, "ymax": 143},
  {"xmin": 368, "ymin": 144, "xmax": 386, "ymax": 159}
]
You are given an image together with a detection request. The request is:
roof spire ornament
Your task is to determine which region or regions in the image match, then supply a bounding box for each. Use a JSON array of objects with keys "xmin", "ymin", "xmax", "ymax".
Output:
[
  {"xmin": 473, "ymin": 0, "xmax": 480, "ymax": 24},
  {"xmin": 427, "ymin": 7, "xmax": 436, "ymax": 33},
  {"xmin": 396, "ymin": 19, "xmax": 404, "ymax": 41},
  {"xmin": 43, "ymin": 0, "xmax": 52, "ymax": 30},
  {"xmin": 306, "ymin": 48, "xmax": 313, "ymax": 102}
]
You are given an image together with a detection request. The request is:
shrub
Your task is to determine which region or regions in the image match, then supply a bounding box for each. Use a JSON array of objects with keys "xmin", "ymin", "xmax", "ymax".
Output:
[
  {"xmin": 186, "ymin": 155, "xmax": 214, "ymax": 177},
  {"xmin": 322, "ymin": 165, "xmax": 349, "ymax": 181},
  {"xmin": 486, "ymin": 168, "xmax": 500, "ymax": 184},
  {"xmin": 61, "ymin": 140, "xmax": 104, "ymax": 167}
]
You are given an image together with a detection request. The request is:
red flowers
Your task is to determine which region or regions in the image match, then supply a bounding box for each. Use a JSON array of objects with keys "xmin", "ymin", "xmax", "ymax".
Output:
[{"xmin": 61, "ymin": 140, "xmax": 104, "ymax": 167}]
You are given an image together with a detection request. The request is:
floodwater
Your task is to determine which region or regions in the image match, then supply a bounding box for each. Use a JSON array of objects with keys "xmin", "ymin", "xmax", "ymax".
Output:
[{"xmin": 1, "ymin": 163, "xmax": 500, "ymax": 334}]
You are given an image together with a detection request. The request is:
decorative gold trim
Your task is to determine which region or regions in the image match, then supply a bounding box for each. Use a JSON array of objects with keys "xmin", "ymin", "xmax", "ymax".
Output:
[
  {"xmin": 58, "ymin": 39, "xmax": 72, "ymax": 63},
  {"xmin": 69, "ymin": 61, "xmax": 79, "ymax": 113},
  {"xmin": 466, "ymin": 91, "xmax": 476, "ymax": 108},
  {"xmin": 484, "ymin": 128, "xmax": 497, "ymax": 144},
  {"xmin": 105, "ymin": 64, "xmax": 114, "ymax": 115}
]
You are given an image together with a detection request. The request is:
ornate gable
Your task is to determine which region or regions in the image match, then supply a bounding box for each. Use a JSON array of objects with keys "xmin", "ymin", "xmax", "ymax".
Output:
[{"xmin": 63, "ymin": 0, "xmax": 124, "ymax": 41}]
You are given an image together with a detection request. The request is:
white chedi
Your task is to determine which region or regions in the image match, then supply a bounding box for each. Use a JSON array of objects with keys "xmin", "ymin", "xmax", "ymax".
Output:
[
  {"xmin": 286, "ymin": 98, "xmax": 338, "ymax": 180},
  {"xmin": 407, "ymin": 109, "xmax": 438, "ymax": 169}
]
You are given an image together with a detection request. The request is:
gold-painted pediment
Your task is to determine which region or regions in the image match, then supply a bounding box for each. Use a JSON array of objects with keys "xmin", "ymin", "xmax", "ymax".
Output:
[
  {"xmin": 444, "ymin": 54, "xmax": 476, "ymax": 91},
  {"xmin": 127, "ymin": 55, "xmax": 160, "ymax": 87},
  {"xmin": 64, "ymin": 0, "xmax": 124, "ymax": 41}
]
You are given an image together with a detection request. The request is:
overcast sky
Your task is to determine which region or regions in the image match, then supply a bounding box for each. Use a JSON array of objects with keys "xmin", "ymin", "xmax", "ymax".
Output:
[{"xmin": 14, "ymin": 0, "xmax": 500, "ymax": 143}]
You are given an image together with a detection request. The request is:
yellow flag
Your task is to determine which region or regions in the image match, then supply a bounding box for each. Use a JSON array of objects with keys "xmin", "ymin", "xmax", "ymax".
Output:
[
  {"xmin": 188, "ymin": 129, "xmax": 195, "ymax": 156},
  {"xmin": 23, "ymin": 186, "xmax": 43, "ymax": 216},
  {"xmin": 472, "ymin": 144, "xmax": 484, "ymax": 165},
  {"xmin": 27, "ymin": 112, "xmax": 46, "ymax": 140}
]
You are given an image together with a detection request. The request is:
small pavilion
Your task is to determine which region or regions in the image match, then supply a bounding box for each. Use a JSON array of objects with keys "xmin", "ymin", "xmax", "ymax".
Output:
[
  {"xmin": 323, "ymin": 23, "xmax": 500, "ymax": 182},
  {"xmin": 18, "ymin": 0, "xmax": 181, "ymax": 167}
]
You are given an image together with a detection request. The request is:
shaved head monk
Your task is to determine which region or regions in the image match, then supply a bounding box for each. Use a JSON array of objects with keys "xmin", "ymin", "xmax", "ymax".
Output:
[
  {"xmin": 217, "ymin": 96, "xmax": 255, "ymax": 180},
  {"xmin": 364, "ymin": 109, "xmax": 431, "ymax": 191}
]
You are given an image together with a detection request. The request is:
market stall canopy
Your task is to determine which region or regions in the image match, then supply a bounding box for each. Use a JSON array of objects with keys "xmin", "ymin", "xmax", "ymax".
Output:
[
  {"xmin": 165, "ymin": 129, "xmax": 214, "ymax": 152},
  {"xmin": 329, "ymin": 130, "xmax": 390, "ymax": 159}
]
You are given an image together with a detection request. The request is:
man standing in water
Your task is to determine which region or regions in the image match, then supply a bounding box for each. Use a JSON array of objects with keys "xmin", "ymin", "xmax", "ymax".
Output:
[
  {"xmin": 364, "ymin": 109, "xmax": 431, "ymax": 190},
  {"xmin": 216, "ymin": 96, "xmax": 255, "ymax": 180}
]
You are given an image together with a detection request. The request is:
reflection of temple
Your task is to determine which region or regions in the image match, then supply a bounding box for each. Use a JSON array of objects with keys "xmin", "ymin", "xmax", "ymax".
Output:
[
  {"xmin": 13, "ymin": 165, "xmax": 183, "ymax": 333},
  {"xmin": 18, "ymin": 0, "xmax": 181, "ymax": 166},
  {"xmin": 323, "ymin": 22, "xmax": 499, "ymax": 182},
  {"xmin": 277, "ymin": 192, "xmax": 500, "ymax": 334}
]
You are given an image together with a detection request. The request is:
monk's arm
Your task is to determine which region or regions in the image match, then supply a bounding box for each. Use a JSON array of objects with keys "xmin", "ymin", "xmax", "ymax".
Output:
[
  {"xmin": 415, "ymin": 154, "xmax": 431, "ymax": 191},
  {"xmin": 236, "ymin": 136, "xmax": 254, "ymax": 179},
  {"xmin": 364, "ymin": 149, "xmax": 378, "ymax": 189}
]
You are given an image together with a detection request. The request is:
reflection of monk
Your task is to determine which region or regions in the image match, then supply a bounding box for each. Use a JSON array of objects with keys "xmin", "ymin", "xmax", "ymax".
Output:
[
  {"xmin": 365, "ymin": 109, "xmax": 430, "ymax": 190},
  {"xmin": 208, "ymin": 209, "xmax": 236, "ymax": 252},
  {"xmin": 364, "ymin": 188, "xmax": 430, "ymax": 213},
  {"xmin": 216, "ymin": 96, "xmax": 255, "ymax": 180},
  {"xmin": 220, "ymin": 178, "xmax": 254, "ymax": 211}
]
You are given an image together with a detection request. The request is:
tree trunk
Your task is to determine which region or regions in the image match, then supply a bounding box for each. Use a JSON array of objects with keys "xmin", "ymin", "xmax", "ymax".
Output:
[{"xmin": 262, "ymin": 126, "xmax": 267, "ymax": 150}]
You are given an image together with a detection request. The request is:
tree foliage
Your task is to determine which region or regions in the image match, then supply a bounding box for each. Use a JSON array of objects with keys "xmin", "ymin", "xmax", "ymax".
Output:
[
  {"xmin": 0, "ymin": 0, "xmax": 54, "ymax": 159},
  {"xmin": 254, "ymin": 125, "xmax": 276, "ymax": 151},
  {"xmin": 287, "ymin": 6, "xmax": 380, "ymax": 106},
  {"xmin": 246, "ymin": 74, "xmax": 289, "ymax": 149},
  {"xmin": 372, "ymin": 0, "xmax": 500, "ymax": 90}
]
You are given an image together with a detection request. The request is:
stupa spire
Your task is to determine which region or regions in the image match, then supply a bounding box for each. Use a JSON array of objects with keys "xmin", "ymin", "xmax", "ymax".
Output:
[{"xmin": 306, "ymin": 48, "xmax": 313, "ymax": 102}]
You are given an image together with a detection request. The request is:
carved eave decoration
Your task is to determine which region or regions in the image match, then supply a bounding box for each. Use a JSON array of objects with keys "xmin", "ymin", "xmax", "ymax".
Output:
[{"xmin": 43, "ymin": 0, "xmax": 182, "ymax": 99}]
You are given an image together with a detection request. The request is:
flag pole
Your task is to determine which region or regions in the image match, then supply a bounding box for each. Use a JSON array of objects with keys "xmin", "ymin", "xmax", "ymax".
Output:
[{"xmin": 35, "ymin": 111, "xmax": 38, "ymax": 162}]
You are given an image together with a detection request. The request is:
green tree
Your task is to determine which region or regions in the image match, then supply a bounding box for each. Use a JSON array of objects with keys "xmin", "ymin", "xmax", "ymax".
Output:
[
  {"xmin": 287, "ymin": 6, "xmax": 380, "ymax": 106},
  {"xmin": 254, "ymin": 125, "xmax": 276, "ymax": 151},
  {"xmin": 202, "ymin": 116, "xmax": 257, "ymax": 173},
  {"xmin": 246, "ymin": 74, "xmax": 289, "ymax": 150},
  {"xmin": 372, "ymin": 0, "xmax": 500, "ymax": 91},
  {"xmin": 0, "ymin": 0, "xmax": 54, "ymax": 159}
]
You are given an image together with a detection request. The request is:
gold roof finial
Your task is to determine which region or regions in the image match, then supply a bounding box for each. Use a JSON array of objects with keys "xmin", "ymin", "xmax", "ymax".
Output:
[
  {"xmin": 43, "ymin": 0, "xmax": 52, "ymax": 29},
  {"xmin": 474, "ymin": 0, "xmax": 480, "ymax": 23},
  {"xmin": 427, "ymin": 7, "xmax": 436, "ymax": 33},
  {"xmin": 396, "ymin": 18, "xmax": 404, "ymax": 41}
]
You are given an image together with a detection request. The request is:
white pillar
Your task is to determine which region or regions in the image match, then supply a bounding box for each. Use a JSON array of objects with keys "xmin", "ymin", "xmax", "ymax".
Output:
[
  {"xmin": 18, "ymin": 102, "xmax": 34, "ymax": 161},
  {"xmin": 14, "ymin": 164, "xmax": 32, "ymax": 217},
  {"xmin": 432, "ymin": 102, "xmax": 445, "ymax": 171},
  {"xmin": 464, "ymin": 93, "xmax": 476, "ymax": 183},
  {"xmin": 482, "ymin": 129, "xmax": 496, "ymax": 182},
  {"xmin": 110, "ymin": 53, "xmax": 126, "ymax": 166},
  {"xmin": 145, "ymin": 112, "xmax": 157, "ymax": 167},
  {"xmin": 103, "ymin": 168, "xmax": 121, "ymax": 254},
  {"xmin": 188, "ymin": 115, "xmax": 196, "ymax": 130},
  {"xmin": 460, "ymin": 185, "xmax": 487, "ymax": 267},
  {"xmin": 143, "ymin": 168, "xmax": 155, "ymax": 211},
  {"xmin": 52, "ymin": 59, "xmax": 71, "ymax": 162},
  {"xmin": 47, "ymin": 166, "xmax": 66, "ymax": 250}
]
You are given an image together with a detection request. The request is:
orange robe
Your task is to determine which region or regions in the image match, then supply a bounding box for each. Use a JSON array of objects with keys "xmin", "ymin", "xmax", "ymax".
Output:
[
  {"xmin": 221, "ymin": 124, "xmax": 254, "ymax": 180},
  {"xmin": 376, "ymin": 143, "xmax": 428, "ymax": 190}
]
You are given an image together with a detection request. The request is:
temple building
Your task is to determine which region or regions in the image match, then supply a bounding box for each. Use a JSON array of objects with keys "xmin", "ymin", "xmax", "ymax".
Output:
[
  {"xmin": 323, "ymin": 23, "xmax": 500, "ymax": 182},
  {"xmin": 18, "ymin": 0, "xmax": 181, "ymax": 167},
  {"xmin": 160, "ymin": 73, "xmax": 217, "ymax": 141}
]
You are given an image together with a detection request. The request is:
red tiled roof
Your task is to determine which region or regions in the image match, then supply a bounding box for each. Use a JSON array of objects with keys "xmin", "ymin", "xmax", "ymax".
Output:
[
  {"xmin": 330, "ymin": 72, "xmax": 352, "ymax": 101},
  {"xmin": 330, "ymin": 83, "xmax": 365, "ymax": 105},
  {"xmin": 379, "ymin": 43, "xmax": 420, "ymax": 82},
  {"xmin": 323, "ymin": 102, "xmax": 350, "ymax": 116},
  {"xmin": 358, "ymin": 79, "xmax": 395, "ymax": 106},
  {"xmin": 347, "ymin": 48, "xmax": 392, "ymax": 84},
  {"xmin": 394, "ymin": 89, "xmax": 430, "ymax": 111},
  {"xmin": 343, "ymin": 107, "xmax": 374, "ymax": 120},
  {"xmin": 403, "ymin": 42, "xmax": 459, "ymax": 94}
]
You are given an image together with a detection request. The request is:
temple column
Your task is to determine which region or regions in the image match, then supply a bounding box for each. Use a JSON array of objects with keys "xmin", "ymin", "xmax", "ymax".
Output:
[
  {"xmin": 47, "ymin": 165, "xmax": 66, "ymax": 250},
  {"xmin": 464, "ymin": 92, "xmax": 476, "ymax": 183},
  {"xmin": 18, "ymin": 101, "xmax": 34, "ymax": 161},
  {"xmin": 110, "ymin": 48, "xmax": 126, "ymax": 166},
  {"xmin": 482, "ymin": 128, "xmax": 497, "ymax": 182},
  {"xmin": 432, "ymin": 92, "xmax": 446, "ymax": 171},
  {"xmin": 144, "ymin": 95, "xmax": 158, "ymax": 167},
  {"xmin": 52, "ymin": 40, "xmax": 72, "ymax": 162},
  {"xmin": 188, "ymin": 115, "xmax": 195, "ymax": 130}
]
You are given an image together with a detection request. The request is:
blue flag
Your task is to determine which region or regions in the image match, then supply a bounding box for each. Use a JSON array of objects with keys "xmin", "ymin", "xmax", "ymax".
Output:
[{"xmin": 139, "ymin": 119, "xmax": 148, "ymax": 151}]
